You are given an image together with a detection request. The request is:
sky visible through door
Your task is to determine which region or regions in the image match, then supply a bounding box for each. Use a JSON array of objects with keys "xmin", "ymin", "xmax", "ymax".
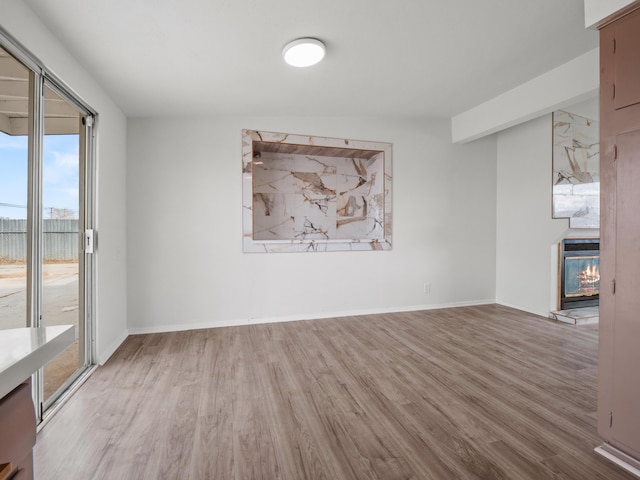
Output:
[{"xmin": 1, "ymin": 131, "xmax": 79, "ymax": 220}]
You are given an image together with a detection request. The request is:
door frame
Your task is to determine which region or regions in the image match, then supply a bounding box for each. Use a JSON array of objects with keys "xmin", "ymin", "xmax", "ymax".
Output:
[{"xmin": 0, "ymin": 26, "xmax": 98, "ymax": 422}]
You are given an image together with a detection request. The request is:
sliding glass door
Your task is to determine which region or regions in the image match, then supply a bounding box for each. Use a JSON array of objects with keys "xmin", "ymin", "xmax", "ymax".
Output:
[
  {"xmin": 41, "ymin": 83, "xmax": 90, "ymax": 408},
  {"xmin": 0, "ymin": 39, "xmax": 96, "ymax": 420}
]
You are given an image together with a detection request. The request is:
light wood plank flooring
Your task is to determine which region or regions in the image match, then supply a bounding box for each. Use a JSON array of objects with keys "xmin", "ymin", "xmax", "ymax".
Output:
[{"xmin": 35, "ymin": 304, "xmax": 636, "ymax": 479}]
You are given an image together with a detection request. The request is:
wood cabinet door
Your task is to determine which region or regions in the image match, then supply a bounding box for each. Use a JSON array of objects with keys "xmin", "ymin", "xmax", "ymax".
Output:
[
  {"xmin": 613, "ymin": 11, "xmax": 640, "ymax": 111},
  {"xmin": 611, "ymin": 129, "xmax": 640, "ymax": 457}
]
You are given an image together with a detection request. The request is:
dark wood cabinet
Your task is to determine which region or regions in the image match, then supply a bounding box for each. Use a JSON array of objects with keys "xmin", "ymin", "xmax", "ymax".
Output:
[
  {"xmin": 0, "ymin": 382, "xmax": 35, "ymax": 480},
  {"xmin": 598, "ymin": 4, "xmax": 640, "ymax": 465}
]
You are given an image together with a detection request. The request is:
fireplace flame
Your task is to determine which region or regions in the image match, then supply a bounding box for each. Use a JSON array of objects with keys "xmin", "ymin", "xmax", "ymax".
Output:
[{"xmin": 577, "ymin": 264, "xmax": 600, "ymax": 292}]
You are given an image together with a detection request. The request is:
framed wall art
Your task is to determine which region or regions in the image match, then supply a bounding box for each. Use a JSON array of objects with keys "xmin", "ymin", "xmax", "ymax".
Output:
[
  {"xmin": 242, "ymin": 129, "xmax": 392, "ymax": 252},
  {"xmin": 552, "ymin": 110, "xmax": 600, "ymax": 229}
]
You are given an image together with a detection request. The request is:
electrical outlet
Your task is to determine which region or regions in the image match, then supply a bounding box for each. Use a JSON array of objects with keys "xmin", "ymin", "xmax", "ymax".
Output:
[{"xmin": 423, "ymin": 283, "xmax": 431, "ymax": 294}]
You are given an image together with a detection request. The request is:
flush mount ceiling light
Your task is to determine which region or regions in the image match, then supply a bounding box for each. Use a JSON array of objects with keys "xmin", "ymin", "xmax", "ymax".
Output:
[{"xmin": 282, "ymin": 38, "xmax": 326, "ymax": 67}]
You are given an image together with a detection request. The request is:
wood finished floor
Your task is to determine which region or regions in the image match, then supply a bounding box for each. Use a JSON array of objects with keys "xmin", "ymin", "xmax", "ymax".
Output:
[{"xmin": 34, "ymin": 304, "xmax": 636, "ymax": 479}]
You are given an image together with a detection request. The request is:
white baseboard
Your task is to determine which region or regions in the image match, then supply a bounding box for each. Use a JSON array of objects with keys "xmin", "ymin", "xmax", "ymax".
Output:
[
  {"xmin": 595, "ymin": 444, "xmax": 640, "ymax": 478},
  {"xmin": 96, "ymin": 329, "xmax": 129, "ymax": 365},
  {"xmin": 493, "ymin": 300, "xmax": 549, "ymax": 318},
  {"xmin": 127, "ymin": 299, "xmax": 497, "ymax": 335}
]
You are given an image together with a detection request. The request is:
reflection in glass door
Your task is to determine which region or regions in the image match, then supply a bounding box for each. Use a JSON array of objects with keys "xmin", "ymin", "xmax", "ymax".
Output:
[{"xmin": 0, "ymin": 47, "xmax": 30, "ymax": 331}]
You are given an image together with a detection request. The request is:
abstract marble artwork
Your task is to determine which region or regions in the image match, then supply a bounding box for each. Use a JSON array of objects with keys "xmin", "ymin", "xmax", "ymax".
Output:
[
  {"xmin": 552, "ymin": 110, "xmax": 600, "ymax": 229},
  {"xmin": 242, "ymin": 130, "xmax": 392, "ymax": 252}
]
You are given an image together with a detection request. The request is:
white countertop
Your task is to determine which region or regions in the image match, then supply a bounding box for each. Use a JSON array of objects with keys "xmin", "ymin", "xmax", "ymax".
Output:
[{"xmin": 0, "ymin": 325, "xmax": 75, "ymax": 399}]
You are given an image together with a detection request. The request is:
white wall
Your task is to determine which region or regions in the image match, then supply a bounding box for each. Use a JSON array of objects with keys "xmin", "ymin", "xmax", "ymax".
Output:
[
  {"xmin": 566, "ymin": 97, "xmax": 600, "ymax": 119},
  {"xmin": 496, "ymin": 116, "xmax": 567, "ymax": 316},
  {"xmin": 127, "ymin": 117, "xmax": 497, "ymax": 333},
  {"xmin": 584, "ymin": 0, "xmax": 639, "ymax": 27},
  {"xmin": 495, "ymin": 97, "xmax": 599, "ymax": 317},
  {"xmin": 1, "ymin": 1, "xmax": 128, "ymax": 363}
]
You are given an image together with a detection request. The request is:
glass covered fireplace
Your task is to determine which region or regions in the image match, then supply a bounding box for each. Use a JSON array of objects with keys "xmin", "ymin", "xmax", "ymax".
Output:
[{"xmin": 559, "ymin": 238, "xmax": 600, "ymax": 310}]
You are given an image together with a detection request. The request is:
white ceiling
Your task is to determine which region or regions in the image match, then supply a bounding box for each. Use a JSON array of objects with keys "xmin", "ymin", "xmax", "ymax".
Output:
[{"xmin": 22, "ymin": 0, "xmax": 598, "ymax": 119}]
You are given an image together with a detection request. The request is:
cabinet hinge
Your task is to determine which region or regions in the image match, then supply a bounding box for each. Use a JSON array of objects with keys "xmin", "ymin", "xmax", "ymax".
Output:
[
  {"xmin": 614, "ymin": 144, "xmax": 618, "ymax": 160},
  {"xmin": 612, "ymin": 279, "xmax": 616, "ymax": 295},
  {"xmin": 613, "ymin": 83, "xmax": 616, "ymax": 99},
  {"xmin": 613, "ymin": 38, "xmax": 616, "ymax": 54},
  {"xmin": 610, "ymin": 411, "xmax": 613, "ymax": 428}
]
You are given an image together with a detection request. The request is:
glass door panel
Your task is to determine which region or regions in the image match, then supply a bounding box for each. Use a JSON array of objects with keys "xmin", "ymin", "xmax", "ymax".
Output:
[
  {"xmin": 41, "ymin": 84, "xmax": 86, "ymax": 406},
  {"xmin": 1, "ymin": 36, "xmax": 94, "ymax": 420},
  {"xmin": 0, "ymin": 47, "xmax": 30, "ymax": 330}
]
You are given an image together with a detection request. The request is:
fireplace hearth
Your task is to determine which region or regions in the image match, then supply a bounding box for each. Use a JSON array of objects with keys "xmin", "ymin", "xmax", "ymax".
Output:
[{"xmin": 559, "ymin": 238, "xmax": 600, "ymax": 310}]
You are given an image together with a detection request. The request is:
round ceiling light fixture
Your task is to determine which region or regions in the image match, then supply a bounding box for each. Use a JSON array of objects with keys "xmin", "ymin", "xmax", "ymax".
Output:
[{"xmin": 282, "ymin": 38, "xmax": 326, "ymax": 67}]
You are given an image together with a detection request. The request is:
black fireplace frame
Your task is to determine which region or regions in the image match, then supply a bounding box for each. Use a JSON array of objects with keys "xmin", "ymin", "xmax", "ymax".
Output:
[{"xmin": 559, "ymin": 238, "xmax": 600, "ymax": 310}]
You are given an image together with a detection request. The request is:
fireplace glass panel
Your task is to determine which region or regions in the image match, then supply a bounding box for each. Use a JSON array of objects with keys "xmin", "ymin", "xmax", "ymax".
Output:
[{"xmin": 564, "ymin": 255, "xmax": 600, "ymax": 297}]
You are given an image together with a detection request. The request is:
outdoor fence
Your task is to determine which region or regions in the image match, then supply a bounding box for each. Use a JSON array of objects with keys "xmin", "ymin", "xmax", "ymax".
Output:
[{"xmin": 0, "ymin": 219, "xmax": 79, "ymax": 262}]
